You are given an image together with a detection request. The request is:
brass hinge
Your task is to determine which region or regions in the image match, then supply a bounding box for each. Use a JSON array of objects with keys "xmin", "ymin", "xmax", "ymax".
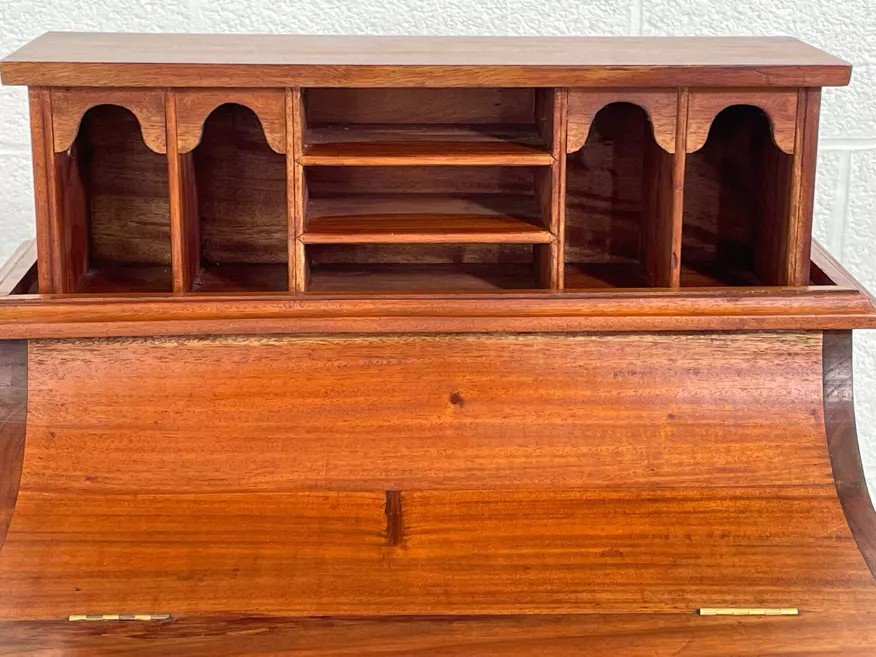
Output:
[
  {"xmin": 68, "ymin": 613, "xmax": 171, "ymax": 622},
  {"xmin": 698, "ymin": 608, "xmax": 798, "ymax": 616}
]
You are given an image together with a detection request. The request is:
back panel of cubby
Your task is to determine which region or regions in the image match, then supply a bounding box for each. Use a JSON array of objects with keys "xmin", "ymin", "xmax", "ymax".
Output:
[
  {"xmin": 303, "ymin": 88, "xmax": 537, "ymax": 125},
  {"xmin": 565, "ymin": 104, "xmax": 652, "ymax": 265},
  {"xmin": 76, "ymin": 105, "xmax": 171, "ymax": 267},
  {"xmin": 193, "ymin": 104, "xmax": 286, "ymax": 265},
  {"xmin": 683, "ymin": 105, "xmax": 793, "ymax": 285},
  {"xmin": 305, "ymin": 166, "xmax": 537, "ymax": 196}
]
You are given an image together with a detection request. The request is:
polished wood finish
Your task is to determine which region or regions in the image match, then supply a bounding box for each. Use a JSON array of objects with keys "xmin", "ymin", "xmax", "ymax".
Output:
[
  {"xmin": 1, "ymin": 331, "xmax": 875, "ymax": 620},
  {"xmin": 50, "ymin": 87, "xmax": 166, "ymax": 153},
  {"xmin": 2, "ymin": 34, "xmax": 875, "ymax": 655},
  {"xmin": 0, "ymin": 340, "xmax": 26, "ymax": 552},
  {"xmin": 1, "ymin": 34, "xmax": 851, "ymax": 87}
]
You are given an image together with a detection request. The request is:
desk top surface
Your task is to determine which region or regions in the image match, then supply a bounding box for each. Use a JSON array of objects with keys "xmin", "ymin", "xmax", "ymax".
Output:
[{"xmin": 0, "ymin": 33, "xmax": 852, "ymax": 87}]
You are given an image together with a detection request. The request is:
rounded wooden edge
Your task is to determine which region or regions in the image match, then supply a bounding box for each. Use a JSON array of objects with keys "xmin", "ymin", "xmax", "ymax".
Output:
[
  {"xmin": 53, "ymin": 102, "xmax": 167, "ymax": 155},
  {"xmin": 567, "ymin": 98, "xmax": 676, "ymax": 155},
  {"xmin": 0, "ymin": 341, "xmax": 27, "ymax": 551},
  {"xmin": 177, "ymin": 100, "xmax": 286, "ymax": 155},
  {"xmin": 686, "ymin": 102, "xmax": 795, "ymax": 155},
  {"xmin": 823, "ymin": 330, "xmax": 876, "ymax": 579}
]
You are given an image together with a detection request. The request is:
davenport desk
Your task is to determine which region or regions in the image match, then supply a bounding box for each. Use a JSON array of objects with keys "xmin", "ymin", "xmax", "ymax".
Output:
[{"xmin": 1, "ymin": 33, "xmax": 876, "ymax": 655}]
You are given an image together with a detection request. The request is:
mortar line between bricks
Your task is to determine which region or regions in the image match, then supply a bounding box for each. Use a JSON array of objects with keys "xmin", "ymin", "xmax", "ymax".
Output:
[
  {"xmin": 821, "ymin": 138, "xmax": 876, "ymax": 151},
  {"xmin": 836, "ymin": 151, "xmax": 854, "ymax": 262},
  {"xmin": 631, "ymin": 0, "xmax": 644, "ymax": 35}
]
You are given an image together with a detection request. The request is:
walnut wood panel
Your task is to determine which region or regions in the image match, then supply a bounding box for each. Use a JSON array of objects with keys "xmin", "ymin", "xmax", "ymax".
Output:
[
  {"xmin": 0, "ymin": 341, "xmax": 26, "ymax": 552},
  {"xmin": 4, "ymin": 612, "xmax": 876, "ymax": 656},
  {"xmin": 1, "ymin": 485, "xmax": 873, "ymax": 618},
  {"xmin": 173, "ymin": 88, "xmax": 286, "ymax": 154},
  {"xmin": 191, "ymin": 104, "xmax": 287, "ymax": 271},
  {"xmin": 1, "ymin": 34, "xmax": 852, "ymax": 87},
  {"xmin": 686, "ymin": 88, "xmax": 799, "ymax": 154},
  {"xmin": 567, "ymin": 89, "xmax": 677, "ymax": 153},
  {"xmin": 18, "ymin": 332, "xmax": 834, "ymax": 493},
  {"xmin": 49, "ymin": 87, "xmax": 166, "ymax": 154}
]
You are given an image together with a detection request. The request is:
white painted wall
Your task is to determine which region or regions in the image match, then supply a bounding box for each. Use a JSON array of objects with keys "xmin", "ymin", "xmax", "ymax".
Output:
[{"xmin": 2, "ymin": 1, "xmax": 874, "ymax": 485}]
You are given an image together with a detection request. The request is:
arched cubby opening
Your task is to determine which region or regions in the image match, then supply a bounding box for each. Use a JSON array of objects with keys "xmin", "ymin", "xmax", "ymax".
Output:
[
  {"xmin": 564, "ymin": 102, "xmax": 674, "ymax": 288},
  {"xmin": 681, "ymin": 105, "xmax": 793, "ymax": 286},
  {"xmin": 189, "ymin": 103, "xmax": 288, "ymax": 292},
  {"xmin": 57, "ymin": 104, "xmax": 171, "ymax": 293}
]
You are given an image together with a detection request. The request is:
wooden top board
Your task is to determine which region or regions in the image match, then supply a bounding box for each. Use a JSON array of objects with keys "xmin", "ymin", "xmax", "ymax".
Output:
[{"xmin": 0, "ymin": 33, "xmax": 852, "ymax": 87}]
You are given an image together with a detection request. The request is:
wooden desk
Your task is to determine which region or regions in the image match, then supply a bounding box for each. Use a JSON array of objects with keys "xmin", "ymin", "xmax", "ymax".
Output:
[{"xmin": 1, "ymin": 33, "xmax": 875, "ymax": 655}]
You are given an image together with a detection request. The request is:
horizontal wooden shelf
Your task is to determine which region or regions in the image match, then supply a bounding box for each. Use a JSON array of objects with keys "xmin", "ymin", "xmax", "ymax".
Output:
[
  {"xmin": 308, "ymin": 263, "xmax": 540, "ymax": 292},
  {"xmin": 76, "ymin": 264, "xmax": 172, "ymax": 294},
  {"xmin": 303, "ymin": 194, "xmax": 551, "ymax": 244},
  {"xmin": 300, "ymin": 124, "xmax": 553, "ymax": 166},
  {"xmin": 192, "ymin": 263, "xmax": 288, "ymax": 293}
]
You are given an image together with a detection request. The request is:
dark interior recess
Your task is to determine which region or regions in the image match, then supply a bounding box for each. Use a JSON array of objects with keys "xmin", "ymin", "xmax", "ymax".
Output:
[
  {"xmin": 301, "ymin": 165, "xmax": 549, "ymax": 292},
  {"xmin": 301, "ymin": 88, "xmax": 551, "ymax": 155},
  {"xmin": 191, "ymin": 104, "xmax": 288, "ymax": 292},
  {"xmin": 62, "ymin": 105, "xmax": 172, "ymax": 293},
  {"xmin": 681, "ymin": 105, "xmax": 792, "ymax": 287},
  {"xmin": 564, "ymin": 103, "xmax": 662, "ymax": 288}
]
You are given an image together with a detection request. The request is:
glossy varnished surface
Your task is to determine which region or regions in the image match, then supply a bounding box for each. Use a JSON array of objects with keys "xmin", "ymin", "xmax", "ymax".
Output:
[
  {"xmin": 0, "ymin": 34, "xmax": 851, "ymax": 87},
  {"xmin": 1, "ymin": 332, "xmax": 875, "ymax": 620}
]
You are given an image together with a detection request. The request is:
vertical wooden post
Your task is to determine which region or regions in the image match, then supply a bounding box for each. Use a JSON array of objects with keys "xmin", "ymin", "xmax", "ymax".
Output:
[
  {"xmin": 787, "ymin": 88, "xmax": 821, "ymax": 286},
  {"xmin": 28, "ymin": 88, "xmax": 56, "ymax": 293},
  {"xmin": 289, "ymin": 88, "xmax": 308, "ymax": 292},
  {"xmin": 166, "ymin": 89, "xmax": 199, "ymax": 293},
  {"xmin": 669, "ymin": 88, "xmax": 689, "ymax": 287}
]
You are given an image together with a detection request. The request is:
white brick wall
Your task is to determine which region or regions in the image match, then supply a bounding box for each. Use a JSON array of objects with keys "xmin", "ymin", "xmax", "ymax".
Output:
[{"xmin": 1, "ymin": 1, "xmax": 874, "ymax": 487}]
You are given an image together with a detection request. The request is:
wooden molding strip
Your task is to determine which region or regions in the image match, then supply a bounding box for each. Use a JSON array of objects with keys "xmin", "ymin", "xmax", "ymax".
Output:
[
  {"xmin": 686, "ymin": 88, "xmax": 798, "ymax": 154},
  {"xmin": 49, "ymin": 88, "xmax": 167, "ymax": 154},
  {"xmin": 173, "ymin": 88, "xmax": 286, "ymax": 154},
  {"xmin": 567, "ymin": 89, "xmax": 677, "ymax": 153}
]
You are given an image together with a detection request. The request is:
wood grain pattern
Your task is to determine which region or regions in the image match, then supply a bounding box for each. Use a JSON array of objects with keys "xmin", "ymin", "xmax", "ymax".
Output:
[
  {"xmin": 19, "ymin": 332, "xmax": 834, "ymax": 493},
  {"xmin": 686, "ymin": 88, "xmax": 799, "ymax": 154},
  {"xmin": 174, "ymin": 88, "xmax": 286, "ymax": 154},
  {"xmin": 191, "ymin": 104, "xmax": 287, "ymax": 272},
  {"xmin": 0, "ymin": 341, "xmax": 26, "ymax": 552},
  {"xmin": 49, "ymin": 87, "xmax": 166, "ymax": 153},
  {"xmin": 1, "ymin": 331, "xmax": 874, "ymax": 618},
  {"xmin": 4, "ymin": 612, "xmax": 876, "ymax": 656},
  {"xmin": 166, "ymin": 91, "xmax": 199, "ymax": 293},
  {"xmin": 567, "ymin": 88, "xmax": 677, "ymax": 153},
  {"xmin": 1, "ymin": 34, "xmax": 852, "ymax": 87},
  {"xmin": 786, "ymin": 88, "xmax": 821, "ymax": 286},
  {"xmin": 27, "ymin": 89, "xmax": 54, "ymax": 293}
]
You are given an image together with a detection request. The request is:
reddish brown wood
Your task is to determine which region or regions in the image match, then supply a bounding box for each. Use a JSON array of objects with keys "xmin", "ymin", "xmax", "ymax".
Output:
[
  {"xmin": 1, "ymin": 34, "xmax": 852, "ymax": 87},
  {"xmin": 824, "ymin": 331, "xmax": 876, "ymax": 578},
  {"xmin": 27, "ymin": 89, "xmax": 55, "ymax": 293},
  {"xmin": 0, "ymin": 340, "xmax": 26, "ymax": 552},
  {"xmin": 49, "ymin": 87, "xmax": 167, "ymax": 153},
  {"xmin": 4, "ymin": 612, "xmax": 876, "ymax": 656},
  {"xmin": 167, "ymin": 91, "xmax": 199, "ymax": 293}
]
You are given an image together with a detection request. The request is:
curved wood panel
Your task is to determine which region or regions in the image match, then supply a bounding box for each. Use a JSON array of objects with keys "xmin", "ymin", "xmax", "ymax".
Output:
[
  {"xmin": 824, "ymin": 330, "xmax": 876, "ymax": 577},
  {"xmin": 173, "ymin": 89, "xmax": 286, "ymax": 154},
  {"xmin": 686, "ymin": 88, "xmax": 798, "ymax": 154},
  {"xmin": 0, "ymin": 332, "xmax": 874, "ymax": 620},
  {"xmin": 0, "ymin": 341, "xmax": 26, "ymax": 551},
  {"xmin": 567, "ymin": 89, "xmax": 677, "ymax": 153},
  {"xmin": 50, "ymin": 88, "xmax": 166, "ymax": 154}
]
